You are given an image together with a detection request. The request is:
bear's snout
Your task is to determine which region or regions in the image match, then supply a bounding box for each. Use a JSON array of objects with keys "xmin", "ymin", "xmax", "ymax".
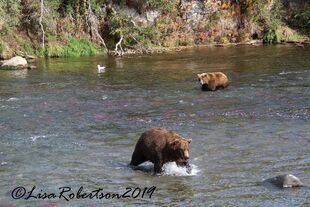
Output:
[
  {"xmin": 176, "ymin": 159, "xmax": 188, "ymax": 167},
  {"xmin": 184, "ymin": 150, "xmax": 189, "ymax": 159},
  {"xmin": 199, "ymin": 79, "xmax": 205, "ymax": 85}
]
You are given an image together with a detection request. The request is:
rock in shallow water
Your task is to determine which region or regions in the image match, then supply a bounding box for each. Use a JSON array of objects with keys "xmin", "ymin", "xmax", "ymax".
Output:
[
  {"xmin": 263, "ymin": 174, "xmax": 304, "ymax": 188},
  {"xmin": 1, "ymin": 56, "xmax": 28, "ymax": 69}
]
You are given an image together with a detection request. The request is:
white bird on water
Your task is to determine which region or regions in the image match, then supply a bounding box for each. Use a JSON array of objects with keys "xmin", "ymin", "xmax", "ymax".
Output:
[{"xmin": 97, "ymin": 65, "xmax": 106, "ymax": 73}]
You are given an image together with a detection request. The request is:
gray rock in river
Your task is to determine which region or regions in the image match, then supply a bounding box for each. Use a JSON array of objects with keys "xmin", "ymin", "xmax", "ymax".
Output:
[
  {"xmin": 1, "ymin": 56, "xmax": 28, "ymax": 69},
  {"xmin": 263, "ymin": 174, "xmax": 303, "ymax": 188}
]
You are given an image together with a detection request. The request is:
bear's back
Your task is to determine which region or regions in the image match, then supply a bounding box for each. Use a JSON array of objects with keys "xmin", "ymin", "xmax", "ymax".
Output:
[{"xmin": 138, "ymin": 128, "xmax": 170, "ymax": 148}]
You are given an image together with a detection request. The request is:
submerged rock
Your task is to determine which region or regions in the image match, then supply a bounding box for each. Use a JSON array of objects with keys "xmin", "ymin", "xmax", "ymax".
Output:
[
  {"xmin": 263, "ymin": 174, "xmax": 304, "ymax": 188},
  {"xmin": 0, "ymin": 56, "xmax": 28, "ymax": 70}
]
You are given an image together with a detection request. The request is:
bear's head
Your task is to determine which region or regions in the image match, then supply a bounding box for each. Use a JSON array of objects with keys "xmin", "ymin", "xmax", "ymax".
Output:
[
  {"xmin": 197, "ymin": 73, "xmax": 209, "ymax": 85},
  {"xmin": 168, "ymin": 132, "xmax": 192, "ymax": 165}
]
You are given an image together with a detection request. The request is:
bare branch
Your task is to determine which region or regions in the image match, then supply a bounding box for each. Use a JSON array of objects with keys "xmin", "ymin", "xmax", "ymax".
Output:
[
  {"xmin": 115, "ymin": 36, "xmax": 123, "ymax": 56},
  {"xmin": 39, "ymin": 0, "xmax": 45, "ymax": 49},
  {"xmin": 86, "ymin": 0, "xmax": 107, "ymax": 50}
]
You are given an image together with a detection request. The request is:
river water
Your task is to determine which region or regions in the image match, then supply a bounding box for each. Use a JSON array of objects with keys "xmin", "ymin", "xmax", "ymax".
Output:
[{"xmin": 0, "ymin": 45, "xmax": 309, "ymax": 206}]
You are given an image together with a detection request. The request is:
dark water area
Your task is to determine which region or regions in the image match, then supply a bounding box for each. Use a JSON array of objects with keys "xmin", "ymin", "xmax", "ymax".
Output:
[{"xmin": 0, "ymin": 45, "xmax": 309, "ymax": 206}]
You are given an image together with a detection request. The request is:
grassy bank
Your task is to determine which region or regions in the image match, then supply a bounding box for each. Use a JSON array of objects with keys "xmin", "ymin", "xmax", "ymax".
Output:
[{"xmin": 10, "ymin": 36, "xmax": 102, "ymax": 57}]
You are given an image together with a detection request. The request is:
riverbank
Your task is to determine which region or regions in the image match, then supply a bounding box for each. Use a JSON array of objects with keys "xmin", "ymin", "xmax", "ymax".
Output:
[
  {"xmin": 97, "ymin": 39, "xmax": 310, "ymax": 57},
  {"xmin": 0, "ymin": 1, "xmax": 309, "ymax": 59},
  {"xmin": 1, "ymin": 27, "xmax": 308, "ymax": 59},
  {"xmin": 1, "ymin": 39, "xmax": 309, "ymax": 68}
]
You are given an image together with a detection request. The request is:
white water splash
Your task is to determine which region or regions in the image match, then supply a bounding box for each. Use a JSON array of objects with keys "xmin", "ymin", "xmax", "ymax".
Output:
[
  {"xmin": 279, "ymin": 71, "xmax": 305, "ymax": 75},
  {"xmin": 162, "ymin": 162, "xmax": 200, "ymax": 176},
  {"xmin": 30, "ymin": 134, "xmax": 58, "ymax": 142},
  {"xmin": 30, "ymin": 135, "xmax": 47, "ymax": 141},
  {"xmin": 1, "ymin": 161, "xmax": 8, "ymax": 166},
  {"xmin": 7, "ymin": 97, "xmax": 19, "ymax": 101}
]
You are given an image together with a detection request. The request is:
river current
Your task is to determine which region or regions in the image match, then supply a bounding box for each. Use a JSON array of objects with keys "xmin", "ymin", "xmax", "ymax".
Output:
[{"xmin": 0, "ymin": 45, "xmax": 309, "ymax": 206}]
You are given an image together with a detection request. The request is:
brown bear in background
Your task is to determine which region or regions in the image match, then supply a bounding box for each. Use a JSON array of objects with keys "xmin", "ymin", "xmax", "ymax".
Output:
[
  {"xmin": 197, "ymin": 72, "xmax": 230, "ymax": 91},
  {"xmin": 130, "ymin": 128, "xmax": 192, "ymax": 174}
]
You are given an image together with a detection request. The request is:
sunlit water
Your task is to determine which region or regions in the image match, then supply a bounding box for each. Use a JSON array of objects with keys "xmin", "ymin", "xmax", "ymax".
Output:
[{"xmin": 0, "ymin": 45, "xmax": 309, "ymax": 206}]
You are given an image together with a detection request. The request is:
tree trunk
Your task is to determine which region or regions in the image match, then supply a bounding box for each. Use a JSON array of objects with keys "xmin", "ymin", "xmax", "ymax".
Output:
[
  {"xmin": 86, "ymin": 0, "xmax": 108, "ymax": 50},
  {"xmin": 114, "ymin": 36, "xmax": 124, "ymax": 56}
]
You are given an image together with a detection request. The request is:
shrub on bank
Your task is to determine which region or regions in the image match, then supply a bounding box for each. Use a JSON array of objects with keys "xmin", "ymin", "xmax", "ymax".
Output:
[{"xmin": 289, "ymin": 4, "xmax": 310, "ymax": 35}]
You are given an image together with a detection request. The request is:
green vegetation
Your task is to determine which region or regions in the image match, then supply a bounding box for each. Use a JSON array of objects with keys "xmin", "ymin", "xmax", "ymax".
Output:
[
  {"xmin": 289, "ymin": 3, "xmax": 310, "ymax": 35},
  {"xmin": 148, "ymin": 0, "xmax": 175, "ymax": 13},
  {"xmin": 107, "ymin": 10, "xmax": 132, "ymax": 46},
  {"xmin": 124, "ymin": 0, "xmax": 175, "ymax": 14},
  {"xmin": 0, "ymin": 0, "xmax": 309, "ymax": 59},
  {"xmin": 136, "ymin": 26, "xmax": 160, "ymax": 48},
  {"xmin": 0, "ymin": 40, "xmax": 3, "ymax": 54},
  {"xmin": 0, "ymin": 0, "xmax": 20, "ymax": 35},
  {"xmin": 249, "ymin": 0, "xmax": 266, "ymax": 24},
  {"xmin": 104, "ymin": 8, "xmax": 169, "ymax": 49},
  {"xmin": 205, "ymin": 10, "xmax": 222, "ymax": 31},
  {"xmin": 46, "ymin": 38, "xmax": 100, "ymax": 57},
  {"xmin": 249, "ymin": 0, "xmax": 283, "ymax": 44},
  {"xmin": 21, "ymin": 43, "xmax": 34, "ymax": 55},
  {"xmin": 263, "ymin": 29, "xmax": 278, "ymax": 44},
  {"xmin": 287, "ymin": 32, "xmax": 305, "ymax": 41}
]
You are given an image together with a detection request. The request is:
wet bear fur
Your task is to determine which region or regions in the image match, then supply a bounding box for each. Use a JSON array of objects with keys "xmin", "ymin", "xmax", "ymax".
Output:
[
  {"xmin": 197, "ymin": 72, "xmax": 230, "ymax": 91},
  {"xmin": 130, "ymin": 128, "xmax": 192, "ymax": 174}
]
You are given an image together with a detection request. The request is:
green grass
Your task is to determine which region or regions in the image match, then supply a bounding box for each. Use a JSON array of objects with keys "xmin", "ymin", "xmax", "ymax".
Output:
[
  {"xmin": 35, "ymin": 45, "xmax": 45, "ymax": 57},
  {"xmin": 20, "ymin": 42, "xmax": 34, "ymax": 55},
  {"xmin": 46, "ymin": 44, "xmax": 65, "ymax": 57},
  {"xmin": 14, "ymin": 36, "xmax": 36, "ymax": 55},
  {"xmin": 148, "ymin": 0, "xmax": 174, "ymax": 13},
  {"xmin": 0, "ymin": 40, "xmax": 3, "ymax": 54},
  {"xmin": 288, "ymin": 32, "xmax": 305, "ymax": 41},
  {"xmin": 263, "ymin": 29, "xmax": 278, "ymax": 44},
  {"xmin": 275, "ymin": 26, "xmax": 308, "ymax": 43},
  {"xmin": 46, "ymin": 38, "xmax": 100, "ymax": 57},
  {"xmin": 64, "ymin": 38, "xmax": 99, "ymax": 57}
]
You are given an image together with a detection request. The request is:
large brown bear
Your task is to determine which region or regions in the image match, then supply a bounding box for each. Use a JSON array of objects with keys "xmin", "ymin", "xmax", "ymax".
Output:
[
  {"xmin": 197, "ymin": 72, "xmax": 230, "ymax": 91},
  {"xmin": 130, "ymin": 128, "xmax": 192, "ymax": 174}
]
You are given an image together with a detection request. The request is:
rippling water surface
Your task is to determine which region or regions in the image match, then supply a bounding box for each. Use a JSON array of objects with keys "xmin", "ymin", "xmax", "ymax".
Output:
[{"xmin": 0, "ymin": 45, "xmax": 309, "ymax": 206}]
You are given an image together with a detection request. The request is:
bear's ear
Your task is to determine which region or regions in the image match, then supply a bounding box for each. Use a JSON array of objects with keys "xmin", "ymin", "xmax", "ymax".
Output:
[{"xmin": 187, "ymin": 139, "xmax": 192, "ymax": 144}]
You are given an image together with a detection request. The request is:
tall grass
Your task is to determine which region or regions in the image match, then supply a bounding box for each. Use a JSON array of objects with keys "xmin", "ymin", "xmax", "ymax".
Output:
[
  {"xmin": 0, "ymin": 40, "xmax": 3, "ymax": 54},
  {"xmin": 46, "ymin": 38, "xmax": 100, "ymax": 57}
]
